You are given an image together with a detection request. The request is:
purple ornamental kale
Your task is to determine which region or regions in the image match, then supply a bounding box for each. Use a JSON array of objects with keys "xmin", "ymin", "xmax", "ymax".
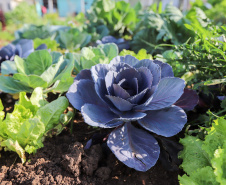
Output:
[{"xmin": 66, "ymin": 55, "xmax": 187, "ymax": 171}]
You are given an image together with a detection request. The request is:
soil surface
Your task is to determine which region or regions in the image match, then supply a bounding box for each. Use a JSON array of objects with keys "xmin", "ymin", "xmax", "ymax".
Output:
[{"xmin": 0, "ymin": 93, "xmax": 181, "ymax": 185}]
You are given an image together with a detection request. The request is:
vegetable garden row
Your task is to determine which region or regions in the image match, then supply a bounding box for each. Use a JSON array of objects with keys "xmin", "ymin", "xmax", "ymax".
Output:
[{"xmin": 0, "ymin": 0, "xmax": 226, "ymax": 184}]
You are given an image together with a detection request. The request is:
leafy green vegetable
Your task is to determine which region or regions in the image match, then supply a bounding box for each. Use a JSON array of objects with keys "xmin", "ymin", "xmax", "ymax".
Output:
[
  {"xmin": 66, "ymin": 43, "xmax": 118, "ymax": 73},
  {"xmin": 0, "ymin": 88, "xmax": 73, "ymax": 163},
  {"xmin": 179, "ymin": 117, "xmax": 226, "ymax": 185},
  {"xmin": 55, "ymin": 28, "xmax": 91, "ymax": 51},
  {"xmin": 0, "ymin": 50, "xmax": 74, "ymax": 93},
  {"xmin": 33, "ymin": 38, "xmax": 59, "ymax": 51},
  {"xmin": 131, "ymin": 4, "xmax": 194, "ymax": 54},
  {"xmin": 120, "ymin": 48, "xmax": 153, "ymax": 60},
  {"xmin": 86, "ymin": 0, "xmax": 139, "ymax": 37},
  {"xmin": 156, "ymin": 22, "xmax": 226, "ymax": 87}
]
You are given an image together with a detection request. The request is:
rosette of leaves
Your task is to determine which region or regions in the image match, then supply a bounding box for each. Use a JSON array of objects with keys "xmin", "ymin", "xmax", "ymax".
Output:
[
  {"xmin": 0, "ymin": 87, "xmax": 73, "ymax": 163},
  {"xmin": 0, "ymin": 50, "xmax": 74, "ymax": 93},
  {"xmin": 65, "ymin": 43, "xmax": 118, "ymax": 74},
  {"xmin": 179, "ymin": 117, "xmax": 226, "ymax": 185},
  {"xmin": 55, "ymin": 28, "xmax": 91, "ymax": 51},
  {"xmin": 96, "ymin": 36, "xmax": 130, "ymax": 52},
  {"xmin": 0, "ymin": 39, "xmax": 47, "ymax": 70},
  {"xmin": 15, "ymin": 24, "xmax": 70, "ymax": 40},
  {"xmin": 66, "ymin": 55, "xmax": 187, "ymax": 171}
]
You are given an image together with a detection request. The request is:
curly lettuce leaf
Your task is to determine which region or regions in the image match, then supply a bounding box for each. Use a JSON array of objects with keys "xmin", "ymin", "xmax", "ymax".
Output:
[
  {"xmin": 0, "ymin": 100, "xmax": 4, "ymax": 121},
  {"xmin": 0, "ymin": 88, "xmax": 71, "ymax": 163},
  {"xmin": 179, "ymin": 117, "xmax": 226, "ymax": 184}
]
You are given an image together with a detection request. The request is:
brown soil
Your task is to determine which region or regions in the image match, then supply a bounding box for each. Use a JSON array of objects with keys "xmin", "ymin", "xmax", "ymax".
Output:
[{"xmin": 0, "ymin": 93, "xmax": 180, "ymax": 185}]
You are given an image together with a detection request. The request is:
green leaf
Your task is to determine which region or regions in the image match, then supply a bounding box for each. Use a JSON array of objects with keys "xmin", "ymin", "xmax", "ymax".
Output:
[
  {"xmin": 102, "ymin": 0, "xmax": 115, "ymax": 12},
  {"xmin": 204, "ymin": 78, "xmax": 226, "ymax": 86},
  {"xmin": 13, "ymin": 73, "xmax": 48, "ymax": 88},
  {"xmin": 51, "ymin": 51, "xmax": 62, "ymax": 64},
  {"xmin": 203, "ymin": 118, "xmax": 226, "ymax": 158},
  {"xmin": 14, "ymin": 56, "xmax": 30, "ymax": 75},
  {"xmin": 18, "ymin": 92, "xmax": 37, "ymax": 115},
  {"xmin": 33, "ymin": 38, "xmax": 59, "ymax": 51},
  {"xmin": 0, "ymin": 76, "xmax": 32, "ymax": 93},
  {"xmin": 30, "ymin": 87, "xmax": 47, "ymax": 107},
  {"xmin": 1, "ymin": 139, "xmax": 26, "ymax": 163},
  {"xmin": 179, "ymin": 135, "xmax": 211, "ymax": 175},
  {"xmin": 16, "ymin": 118, "xmax": 45, "ymax": 152},
  {"xmin": 99, "ymin": 43, "xmax": 118, "ymax": 60},
  {"xmin": 40, "ymin": 56, "xmax": 64, "ymax": 85},
  {"xmin": 25, "ymin": 50, "xmax": 52, "ymax": 76},
  {"xmin": 212, "ymin": 148, "xmax": 226, "ymax": 184},
  {"xmin": 179, "ymin": 166, "xmax": 218, "ymax": 185},
  {"xmin": 0, "ymin": 100, "xmax": 4, "ymax": 121},
  {"xmin": 1, "ymin": 60, "xmax": 17, "ymax": 75},
  {"xmin": 36, "ymin": 96, "xmax": 69, "ymax": 131}
]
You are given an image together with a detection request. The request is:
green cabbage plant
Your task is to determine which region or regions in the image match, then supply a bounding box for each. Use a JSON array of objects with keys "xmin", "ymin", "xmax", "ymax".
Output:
[{"xmin": 0, "ymin": 50, "xmax": 74, "ymax": 94}]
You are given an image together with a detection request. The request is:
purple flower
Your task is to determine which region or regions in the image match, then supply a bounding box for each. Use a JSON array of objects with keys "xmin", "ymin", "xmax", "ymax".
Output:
[{"xmin": 66, "ymin": 55, "xmax": 187, "ymax": 171}]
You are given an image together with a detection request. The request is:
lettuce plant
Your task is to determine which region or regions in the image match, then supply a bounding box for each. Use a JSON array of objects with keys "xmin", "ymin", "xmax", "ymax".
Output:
[
  {"xmin": 65, "ymin": 43, "xmax": 118, "ymax": 74},
  {"xmin": 120, "ymin": 48, "xmax": 153, "ymax": 60},
  {"xmin": 0, "ymin": 50, "xmax": 74, "ymax": 93},
  {"xmin": 0, "ymin": 87, "xmax": 73, "ymax": 163},
  {"xmin": 179, "ymin": 117, "xmax": 226, "ymax": 185},
  {"xmin": 67, "ymin": 55, "xmax": 187, "ymax": 171}
]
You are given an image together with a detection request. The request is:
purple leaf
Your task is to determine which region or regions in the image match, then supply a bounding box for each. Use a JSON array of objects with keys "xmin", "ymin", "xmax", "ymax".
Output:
[
  {"xmin": 174, "ymin": 88, "xmax": 199, "ymax": 111},
  {"xmin": 106, "ymin": 95, "xmax": 134, "ymax": 111},
  {"xmin": 138, "ymin": 105, "xmax": 187, "ymax": 137},
  {"xmin": 107, "ymin": 123, "xmax": 160, "ymax": 171},
  {"xmin": 135, "ymin": 77, "xmax": 185, "ymax": 111},
  {"xmin": 153, "ymin": 60, "xmax": 174, "ymax": 79},
  {"xmin": 217, "ymin": 96, "xmax": 225, "ymax": 101},
  {"xmin": 110, "ymin": 55, "xmax": 139, "ymax": 67},
  {"xmin": 137, "ymin": 67, "xmax": 153, "ymax": 91},
  {"xmin": 113, "ymin": 84, "xmax": 130, "ymax": 99},
  {"xmin": 134, "ymin": 59, "xmax": 161, "ymax": 86},
  {"xmin": 81, "ymin": 104, "xmax": 119, "ymax": 128},
  {"xmin": 66, "ymin": 79, "xmax": 106, "ymax": 111},
  {"xmin": 75, "ymin": 69, "xmax": 92, "ymax": 81}
]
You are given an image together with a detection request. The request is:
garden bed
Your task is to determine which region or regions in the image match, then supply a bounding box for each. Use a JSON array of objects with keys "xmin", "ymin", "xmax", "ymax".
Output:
[{"xmin": 0, "ymin": 93, "xmax": 180, "ymax": 185}]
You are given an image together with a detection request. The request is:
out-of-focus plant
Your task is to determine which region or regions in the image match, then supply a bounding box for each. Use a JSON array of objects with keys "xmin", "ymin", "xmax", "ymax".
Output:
[
  {"xmin": 0, "ymin": 50, "xmax": 74, "ymax": 93},
  {"xmin": 86, "ymin": 0, "xmax": 141, "ymax": 37},
  {"xmin": 96, "ymin": 35, "xmax": 130, "ymax": 51},
  {"xmin": 120, "ymin": 48, "xmax": 153, "ymax": 60},
  {"xmin": 0, "ymin": 39, "xmax": 47, "ymax": 71},
  {"xmin": 15, "ymin": 24, "xmax": 70, "ymax": 40},
  {"xmin": 33, "ymin": 38, "xmax": 59, "ymax": 51},
  {"xmin": 5, "ymin": 2, "xmax": 40, "ymax": 26},
  {"xmin": 66, "ymin": 43, "xmax": 118, "ymax": 74},
  {"xmin": 55, "ymin": 28, "xmax": 91, "ymax": 51},
  {"xmin": 131, "ymin": 4, "xmax": 196, "ymax": 54}
]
